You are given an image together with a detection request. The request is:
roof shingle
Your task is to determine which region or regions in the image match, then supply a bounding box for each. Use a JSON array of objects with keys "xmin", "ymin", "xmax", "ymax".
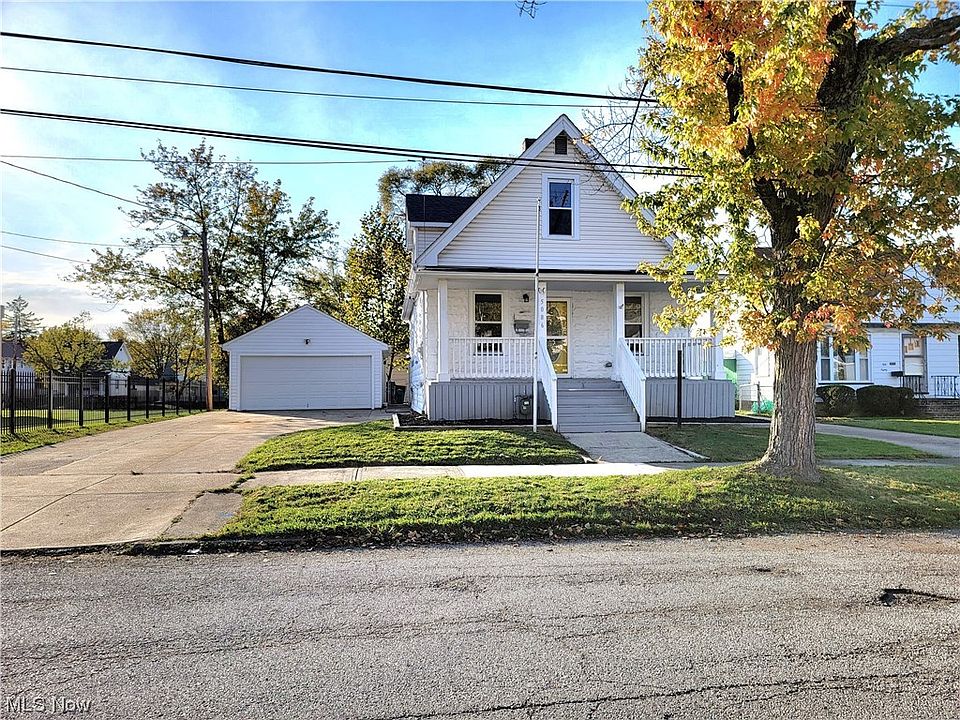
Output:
[{"xmin": 405, "ymin": 194, "xmax": 478, "ymax": 225}]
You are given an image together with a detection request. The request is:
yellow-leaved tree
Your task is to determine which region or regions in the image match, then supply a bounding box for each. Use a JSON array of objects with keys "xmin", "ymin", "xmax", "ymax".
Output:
[{"xmin": 595, "ymin": 0, "xmax": 960, "ymax": 479}]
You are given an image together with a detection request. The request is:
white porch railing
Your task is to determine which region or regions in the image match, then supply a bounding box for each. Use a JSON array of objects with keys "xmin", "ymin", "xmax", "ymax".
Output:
[
  {"xmin": 616, "ymin": 339, "xmax": 647, "ymax": 431},
  {"xmin": 626, "ymin": 337, "xmax": 717, "ymax": 378},
  {"xmin": 537, "ymin": 334, "xmax": 558, "ymax": 430},
  {"xmin": 449, "ymin": 337, "xmax": 534, "ymax": 379}
]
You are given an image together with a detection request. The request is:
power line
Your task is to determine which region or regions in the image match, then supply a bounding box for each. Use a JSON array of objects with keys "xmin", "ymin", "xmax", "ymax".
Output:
[
  {"xmin": 1, "ymin": 154, "xmax": 414, "ymax": 166},
  {"xmin": 1, "ymin": 243, "xmax": 97, "ymax": 264},
  {"xmin": 0, "ymin": 160, "xmax": 148, "ymax": 206},
  {"xmin": 1, "ymin": 230, "xmax": 126, "ymax": 247},
  {"xmin": 0, "ymin": 109, "xmax": 696, "ymax": 176},
  {"xmin": 1, "ymin": 66, "xmax": 639, "ymax": 109},
  {"xmin": 1, "ymin": 31, "xmax": 652, "ymax": 103}
]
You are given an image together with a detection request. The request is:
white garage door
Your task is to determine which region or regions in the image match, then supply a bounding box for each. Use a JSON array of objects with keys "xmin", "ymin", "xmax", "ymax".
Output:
[{"xmin": 239, "ymin": 355, "xmax": 373, "ymax": 410}]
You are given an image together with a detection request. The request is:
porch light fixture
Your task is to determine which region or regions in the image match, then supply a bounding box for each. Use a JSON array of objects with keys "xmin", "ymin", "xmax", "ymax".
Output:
[
  {"xmin": 522, "ymin": 293, "xmax": 530, "ymax": 303},
  {"xmin": 304, "ymin": 338, "xmax": 311, "ymax": 345}
]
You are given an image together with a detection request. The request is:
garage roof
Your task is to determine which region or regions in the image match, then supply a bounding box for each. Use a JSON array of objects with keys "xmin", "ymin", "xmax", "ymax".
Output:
[{"xmin": 221, "ymin": 305, "xmax": 388, "ymax": 351}]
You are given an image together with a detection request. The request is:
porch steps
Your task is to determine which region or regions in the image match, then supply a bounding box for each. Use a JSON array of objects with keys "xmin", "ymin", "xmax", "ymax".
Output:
[{"xmin": 555, "ymin": 379, "xmax": 642, "ymax": 433}]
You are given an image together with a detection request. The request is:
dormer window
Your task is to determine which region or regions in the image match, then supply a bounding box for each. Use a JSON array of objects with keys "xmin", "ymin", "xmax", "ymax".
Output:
[
  {"xmin": 542, "ymin": 176, "xmax": 578, "ymax": 239},
  {"xmin": 555, "ymin": 134, "xmax": 568, "ymax": 155}
]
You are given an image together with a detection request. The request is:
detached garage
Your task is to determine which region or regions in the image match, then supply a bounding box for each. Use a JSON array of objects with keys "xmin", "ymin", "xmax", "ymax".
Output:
[{"xmin": 222, "ymin": 306, "xmax": 388, "ymax": 411}]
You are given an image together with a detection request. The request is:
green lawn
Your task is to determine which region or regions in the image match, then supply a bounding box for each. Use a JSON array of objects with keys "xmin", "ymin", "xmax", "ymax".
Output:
[
  {"xmin": 237, "ymin": 421, "xmax": 586, "ymax": 472},
  {"xmin": 646, "ymin": 424, "xmax": 937, "ymax": 461},
  {"xmin": 216, "ymin": 464, "xmax": 960, "ymax": 544},
  {"xmin": 820, "ymin": 417, "xmax": 960, "ymax": 439},
  {"xmin": 0, "ymin": 411, "xmax": 205, "ymax": 456}
]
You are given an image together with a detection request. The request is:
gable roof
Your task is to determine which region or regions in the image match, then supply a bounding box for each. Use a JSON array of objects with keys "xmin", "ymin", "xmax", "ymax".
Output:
[
  {"xmin": 405, "ymin": 194, "xmax": 478, "ymax": 224},
  {"xmin": 1, "ymin": 340, "xmax": 25, "ymax": 360},
  {"xmin": 418, "ymin": 114, "xmax": 666, "ymax": 266},
  {"xmin": 221, "ymin": 305, "xmax": 389, "ymax": 351},
  {"xmin": 102, "ymin": 340, "xmax": 125, "ymax": 360}
]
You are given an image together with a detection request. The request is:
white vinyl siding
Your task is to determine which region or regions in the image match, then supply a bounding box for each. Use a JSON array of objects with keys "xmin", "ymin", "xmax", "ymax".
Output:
[
  {"xmin": 239, "ymin": 356, "xmax": 372, "ymax": 410},
  {"xmin": 436, "ymin": 144, "xmax": 670, "ymax": 270},
  {"xmin": 409, "ymin": 292, "xmax": 427, "ymax": 413}
]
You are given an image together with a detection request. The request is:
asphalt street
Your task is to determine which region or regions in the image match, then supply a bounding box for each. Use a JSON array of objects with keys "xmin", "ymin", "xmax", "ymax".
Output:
[{"xmin": 2, "ymin": 532, "xmax": 959, "ymax": 719}]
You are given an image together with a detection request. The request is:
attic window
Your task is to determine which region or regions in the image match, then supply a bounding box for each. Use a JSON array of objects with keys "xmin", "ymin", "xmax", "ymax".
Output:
[
  {"xmin": 543, "ymin": 177, "xmax": 578, "ymax": 239},
  {"xmin": 555, "ymin": 135, "xmax": 568, "ymax": 155}
]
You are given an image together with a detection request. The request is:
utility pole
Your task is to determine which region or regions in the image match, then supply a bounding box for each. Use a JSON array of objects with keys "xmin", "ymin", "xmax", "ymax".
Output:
[
  {"xmin": 532, "ymin": 198, "xmax": 541, "ymax": 432},
  {"xmin": 200, "ymin": 225, "xmax": 214, "ymax": 411}
]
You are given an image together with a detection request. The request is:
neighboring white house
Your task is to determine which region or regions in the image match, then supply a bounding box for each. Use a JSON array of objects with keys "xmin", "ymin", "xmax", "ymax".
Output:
[
  {"xmin": 221, "ymin": 305, "xmax": 388, "ymax": 411},
  {"xmin": 732, "ymin": 309, "xmax": 960, "ymax": 408},
  {"xmin": 401, "ymin": 114, "xmax": 735, "ymax": 432}
]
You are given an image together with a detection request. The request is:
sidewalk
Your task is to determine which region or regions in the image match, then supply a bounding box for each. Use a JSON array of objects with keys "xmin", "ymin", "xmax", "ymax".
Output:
[
  {"xmin": 815, "ymin": 423, "xmax": 959, "ymax": 459},
  {"xmin": 241, "ymin": 461, "xmax": 680, "ymax": 489}
]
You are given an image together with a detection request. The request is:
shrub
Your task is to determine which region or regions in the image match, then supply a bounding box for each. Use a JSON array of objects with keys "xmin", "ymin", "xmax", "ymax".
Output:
[
  {"xmin": 894, "ymin": 387, "xmax": 919, "ymax": 417},
  {"xmin": 817, "ymin": 385, "xmax": 857, "ymax": 416},
  {"xmin": 856, "ymin": 385, "xmax": 916, "ymax": 416}
]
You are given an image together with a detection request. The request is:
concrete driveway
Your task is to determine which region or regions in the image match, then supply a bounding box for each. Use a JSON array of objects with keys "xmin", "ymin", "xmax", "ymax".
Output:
[{"xmin": 0, "ymin": 410, "xmax": 387, "ymax": 551}]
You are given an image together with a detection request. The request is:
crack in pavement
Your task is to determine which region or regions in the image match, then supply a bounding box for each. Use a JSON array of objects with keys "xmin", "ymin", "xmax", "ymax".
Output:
[{"xmin": 362, "ymin": 671, "xmax": 925, "ymax": 720}]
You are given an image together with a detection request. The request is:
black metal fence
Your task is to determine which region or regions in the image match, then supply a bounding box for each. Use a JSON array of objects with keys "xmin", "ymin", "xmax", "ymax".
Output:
[{"xmin": 1, "ymin": 370, "xmax": 226, "ymax": 436}]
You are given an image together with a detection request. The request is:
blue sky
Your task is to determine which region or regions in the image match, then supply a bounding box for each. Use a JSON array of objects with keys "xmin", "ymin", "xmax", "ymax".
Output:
[{"xmin": 2, "ymin": 1, "xmax": 957, "ymax": 333}]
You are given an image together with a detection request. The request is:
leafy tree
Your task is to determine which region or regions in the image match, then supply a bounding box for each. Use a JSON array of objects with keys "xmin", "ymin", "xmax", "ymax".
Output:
[
  {"xmin": 70, "ymin": 142, "xmax": 337, "ymax": 346},
  {"xmin": 115, "ymin": 308, "xmax": 205, "ymax": 392},
  {"xmin": 1, "ymin": 296, "xmax": 42, "ymax": 344},
  {"xmin": 378, "ymin": 159, "xmax": 508, "ymax": 216},
  {"xmin": 23, "ymin": 314, "xmax": 106, "ymax": 375},
  {"xmin": 598, "ymin": 0, "xmax": 960, "ymax": 480},
  {"xmin": 341, "ymin": 208, "xmax": 411, "ymax": 380},
  {"xmin": 233, "ymin": 179, "xmax": 338, "ymax": 330},
  {"xmin": 296, "ymin": 256, "xmax": 347, "ymax": 316}
]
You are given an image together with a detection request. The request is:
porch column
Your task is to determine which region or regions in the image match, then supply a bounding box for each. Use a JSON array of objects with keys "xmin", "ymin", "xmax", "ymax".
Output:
[
  {"xmin": 710, "ymin": 311, "xmax": 726, "ymax": 380},
  {"xmin": 613, "ymin": 282, "xmax": 625, "ymax": 380},
  {"xmin": 437, "ymin": 279, "xmax": 450, "ymax": 381},
  {"xmin": 535, "ymin": 280, "xmax": 548, "ymax": 346}
]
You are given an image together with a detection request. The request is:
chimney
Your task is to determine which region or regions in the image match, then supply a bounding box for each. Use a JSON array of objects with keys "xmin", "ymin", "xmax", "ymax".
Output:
[{"xmin": 523, "ymin": 138, "xmax": 537, "ymax": 151}]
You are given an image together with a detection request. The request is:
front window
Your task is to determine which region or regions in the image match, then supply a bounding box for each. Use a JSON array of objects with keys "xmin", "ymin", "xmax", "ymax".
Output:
[
  {"xmin": 474, "ymin": 293, "xmax": 502, "ymax": 338},
  {"xmin": 546, "ymin": 180, "xmax": 574, "ymax": 237},
  {"xmin": 819, "ymin": 338, "xmax": 869, "ymax": 382},
  {"xmin": 624, "ymin": 296, "xmax": 643, "ymax": 338}
]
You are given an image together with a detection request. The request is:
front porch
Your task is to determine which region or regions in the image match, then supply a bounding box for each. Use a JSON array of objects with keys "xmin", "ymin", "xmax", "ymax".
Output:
[{"xmin": 410, "ymin": 273, "xmax": 735, "ymax": 429}]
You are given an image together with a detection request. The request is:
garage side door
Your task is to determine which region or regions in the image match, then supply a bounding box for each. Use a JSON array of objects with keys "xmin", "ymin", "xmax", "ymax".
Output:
[{"xmin": 240, "ymin": 356, "xmax": 372, "ymax": 410}]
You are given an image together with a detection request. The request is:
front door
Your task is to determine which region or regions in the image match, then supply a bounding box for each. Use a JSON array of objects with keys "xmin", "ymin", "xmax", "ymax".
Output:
[
  {"xmin": 546, "ymin": 300, "xmax": 570, "ymax": 376},
  {"xmin": 902, "ymin": 334, "xmax": 926, "ymax": 392}
]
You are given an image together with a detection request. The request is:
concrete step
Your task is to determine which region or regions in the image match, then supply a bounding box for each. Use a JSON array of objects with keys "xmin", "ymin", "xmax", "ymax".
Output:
[
  {"xmin": 558, "ymin": 412, "xmax": 638, "ymax": 423},
  {"xmin": 560, "ymin": 421, "xmax": 644, "ymax": 433},
  {"xmin": 557, "ymin": 379, "xmax": 621, "ymax": 390}
]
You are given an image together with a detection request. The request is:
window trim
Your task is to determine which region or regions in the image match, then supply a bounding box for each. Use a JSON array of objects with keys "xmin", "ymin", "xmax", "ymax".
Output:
[
  {"xmin": 471, "ymin": 291, "xmax": 504, "ymax": 353},
  {"xmin": 623, "ymin": 294, "xmax": 644, "ymax": 339},
  {"xmin": 541, "ymin": 174, "xmax": 579, "ymax": 240},
  {"xmin": 817, "ymin": 337, "xmax": 870, "ymax": 384}
]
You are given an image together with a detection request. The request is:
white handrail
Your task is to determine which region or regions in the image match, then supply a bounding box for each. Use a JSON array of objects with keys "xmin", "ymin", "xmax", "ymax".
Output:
[
  {"xmin": 617, "ymin": 338, "xmax": 647, "ymax": 431},
  {"xmin": 537, "ymin": 335, "xmax": 558, "ymax": 430},
  {"xmin": 448, "ymin": 337, "xmax": 534, "ymax": 379},
  {"xmin": 626, "ymin": 337, "xmax": 716, "ymax": 378}
]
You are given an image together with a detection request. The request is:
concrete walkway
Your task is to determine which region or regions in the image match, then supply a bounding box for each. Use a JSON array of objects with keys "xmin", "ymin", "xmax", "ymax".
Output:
[
  {"xmin": 562, "ymin": 431, "xmax": 698, "ymax": 463},
  {"xmin": 0, "ymin": 409, "xmax": 389, "ymax": 550},
  {"xmin": 243, "ymin": 461, "xmax": 680, "ymax": 489},
  {"xmin": 815, "ymin": 422, "xmax": 959, "ymax": 460}
]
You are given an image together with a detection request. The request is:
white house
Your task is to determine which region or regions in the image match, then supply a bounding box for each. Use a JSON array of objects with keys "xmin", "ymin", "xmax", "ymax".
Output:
[
  {"xmin": 732, "ymin": 307, "xmax": 960, "ymax": 408},
  {"xmin": 222, "ymin": 305, "xmax": 388, "ymax": 411},
  {"xmin": 402, "ymin": 115, "xmax": 734, "ymax": 432}
]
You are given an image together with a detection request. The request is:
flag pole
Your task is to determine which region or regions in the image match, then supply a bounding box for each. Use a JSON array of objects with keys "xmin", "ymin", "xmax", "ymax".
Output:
[{"xmin": 532, "ymin": 198, "xmax": 541, "ymax": 432}]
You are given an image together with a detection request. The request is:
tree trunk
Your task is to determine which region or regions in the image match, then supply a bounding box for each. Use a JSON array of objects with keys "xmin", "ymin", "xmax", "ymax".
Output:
[{"xmin": 756, "ymin": 336, "xmax": 819, "ymax": 480}]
